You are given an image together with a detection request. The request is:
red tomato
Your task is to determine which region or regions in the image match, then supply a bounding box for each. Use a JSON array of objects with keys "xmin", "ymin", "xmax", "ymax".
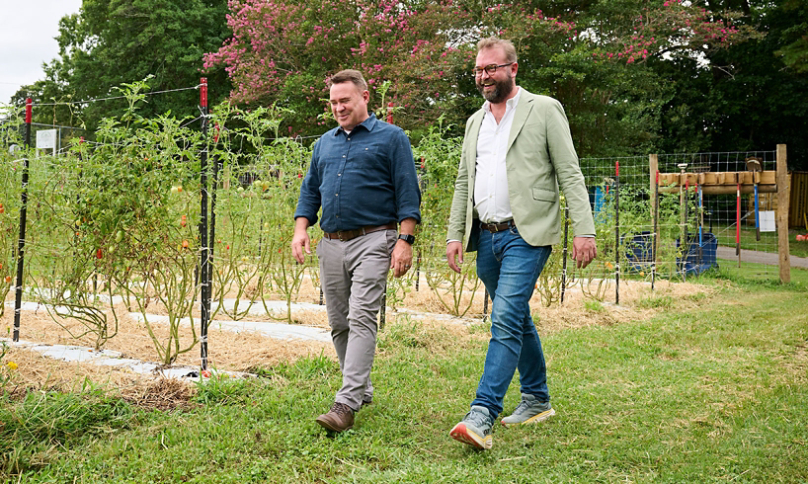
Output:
[{"xmin": 96, "ymin": 249, "xmax": 103, "ymax": 259}]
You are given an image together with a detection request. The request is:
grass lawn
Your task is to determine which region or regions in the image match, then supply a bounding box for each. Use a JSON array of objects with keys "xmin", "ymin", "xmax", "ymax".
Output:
[{"xmin": 2, "ymin": 271, "xmax": 807, "ymax": 483}]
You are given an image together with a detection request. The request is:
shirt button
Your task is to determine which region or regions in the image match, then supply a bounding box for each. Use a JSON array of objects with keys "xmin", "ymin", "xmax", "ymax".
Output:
[
  {"xmin": 335, "ymin": 194, "xmax": 339, "ymax": 197},
  {"xmin": 338, "ymin": 173, "xmax": 341, "ymax": 176},
  {"xmin": 347, "ymin": 138, "xmax": 351, "ymax": 141},
  {"xmin": 343, "ymin": 155, "xmax": 346, "ymax": 158}
]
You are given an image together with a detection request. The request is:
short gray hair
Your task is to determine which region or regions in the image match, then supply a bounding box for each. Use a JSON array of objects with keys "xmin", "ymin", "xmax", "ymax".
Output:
[
  {"xmin": 477, "ymin": 37, "xmax": 518, "ymax": 63},
  {"xmin": 330, "ymin": 69, "xmax": 368, "ymax": 92}
]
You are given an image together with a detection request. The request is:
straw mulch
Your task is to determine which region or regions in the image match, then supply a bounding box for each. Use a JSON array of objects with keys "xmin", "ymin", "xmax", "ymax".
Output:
[
  {"xmin": 1, "ymin": 276, "xmax": 711, "ymax": 400},
  {"xmin": 1, "ymin": 302, "xmax": 333, "ymax": 369}
]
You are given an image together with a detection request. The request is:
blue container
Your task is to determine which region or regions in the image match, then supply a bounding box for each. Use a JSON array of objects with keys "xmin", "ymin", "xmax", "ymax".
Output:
[
  {"xmin": 624, "ymin": 232, "xmax": 654, "ymax": 272},
  {"xmin": 592, "ymin": 186, "xmax": 609, "ymax": 223},
  {"xmin": 676, "ymin": 232, "xmax": 718, "ymax": 275}
]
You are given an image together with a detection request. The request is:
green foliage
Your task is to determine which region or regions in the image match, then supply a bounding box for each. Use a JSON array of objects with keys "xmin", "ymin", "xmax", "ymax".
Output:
[
  {"xmin": 584, "ymin": 299, "xmax": 604, "ymax": 312},
  {"xmin": 193, "ymin": 374, "xmax": 260, "ymax": 406},
  {"xmin": 377, "ymin": 314, "xmax": 428, "ymax": 350},
  {"xmin": 4, "ymin": 282, "xmax": 808, "ymax": 481},
  {"xmin": 636, "ymin": 294, "xmax": 675, "ymax": 309},
  {"xmin": 9, "ymin": 0, "xmax": 232, "ymax": 134},
  {"xmin": 654, "ymin": 0, "xmax": 808, "ymax": 169},
  {"xmin": 0, "ymin": 386, "xmax": 136, "ymax": 475}
]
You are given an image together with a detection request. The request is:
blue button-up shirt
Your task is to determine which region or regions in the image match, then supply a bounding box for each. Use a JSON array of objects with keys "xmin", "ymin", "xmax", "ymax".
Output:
[{"xmin": 295, "ymin": 114, "xmax": 421, "ymax": 233}]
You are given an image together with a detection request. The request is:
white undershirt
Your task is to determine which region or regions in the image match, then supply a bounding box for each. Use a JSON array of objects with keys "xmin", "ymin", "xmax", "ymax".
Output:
[{"xmin": 474, "ymin": 87, "xmax": 522, "ymax": 224}]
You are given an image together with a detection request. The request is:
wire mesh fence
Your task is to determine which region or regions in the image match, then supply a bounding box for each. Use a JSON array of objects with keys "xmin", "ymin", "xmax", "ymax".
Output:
[{"xmin": 0, "ymin": 90, "xmax": 792, "ymax": 368}]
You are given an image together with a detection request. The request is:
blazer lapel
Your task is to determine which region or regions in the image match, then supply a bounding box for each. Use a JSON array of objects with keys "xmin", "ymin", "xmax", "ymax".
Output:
[
  {"xmin": 506, "ymin": 93, "xmax": 535, "ymax": 154},
  {"xmin": 466, "ymin": 110, "xmax": 484, "ymax": 175}
]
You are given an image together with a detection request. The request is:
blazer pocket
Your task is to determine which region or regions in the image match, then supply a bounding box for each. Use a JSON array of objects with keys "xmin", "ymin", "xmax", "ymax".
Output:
[{"xmin": 532, "ymin": 187, "xmax": 557, "ymax": 202}]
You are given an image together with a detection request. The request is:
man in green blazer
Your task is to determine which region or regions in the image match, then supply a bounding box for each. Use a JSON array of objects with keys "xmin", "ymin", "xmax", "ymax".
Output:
[{"xmin": 447, "ymin": 37, "xmax": 597, "ymax": 450}]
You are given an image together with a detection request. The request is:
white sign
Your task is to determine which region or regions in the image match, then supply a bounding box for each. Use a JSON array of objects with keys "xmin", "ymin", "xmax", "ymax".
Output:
[
  {"xmin": 36, "ymin": 129, "xmax": 57, "ymax": 150},
  {"xmin": 760, "ymin": 211, "xmax": 776, "ymax": 232}
]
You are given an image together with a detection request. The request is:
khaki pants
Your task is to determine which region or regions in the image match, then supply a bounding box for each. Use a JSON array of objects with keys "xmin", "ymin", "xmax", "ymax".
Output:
[{"xmin": 317, "ymin": 229, "xmax": 396, "ymax": 410}]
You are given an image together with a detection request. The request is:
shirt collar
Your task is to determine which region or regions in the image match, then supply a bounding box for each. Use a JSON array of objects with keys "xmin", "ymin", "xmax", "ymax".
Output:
[
  {"xmin": 482, "ymin": 86, "xmax": 522, "ymax": 114},
  {"xmin": 335, "ymin": 112, "xmax": 378, "ymax": 136}
]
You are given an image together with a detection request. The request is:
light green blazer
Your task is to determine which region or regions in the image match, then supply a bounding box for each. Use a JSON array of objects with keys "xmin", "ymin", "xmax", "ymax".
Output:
[{"xmin": 447, "ymin": 90, "xmax": 595, "ymax": 251}]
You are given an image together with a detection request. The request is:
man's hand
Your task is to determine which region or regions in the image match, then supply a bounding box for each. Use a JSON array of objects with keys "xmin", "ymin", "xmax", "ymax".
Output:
[
  {"xmin": 446, "ymin": 241, "xmax": 464, "ymax": 273},
  {"xmin": 571, "ymin": 236, "xmax": 597, "ymax": 269},
  {"xmin": 291, "ymin": 219, "xmax": 311, "ymax": 264},
  {"xmin": 390, "ymin": 240, "xmax": 413, "ymax": 278}
]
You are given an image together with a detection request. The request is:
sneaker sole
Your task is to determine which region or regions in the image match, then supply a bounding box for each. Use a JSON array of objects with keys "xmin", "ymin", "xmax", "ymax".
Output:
[
  {"xmin": 315, "ymin": 417, "xmax": 353, "ymax": 433},
  {"xmin": 501, "ymin": 408, "xmax": 555, "ymax": 427},
  {"xmin": 449, "ymin": 423, "xmax": 493, "ymax": 450}
]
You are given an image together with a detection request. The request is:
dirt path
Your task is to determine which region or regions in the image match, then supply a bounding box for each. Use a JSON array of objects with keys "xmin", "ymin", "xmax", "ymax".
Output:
[{"xmin": 716, "ymin": 246, "xmax": 808, "ymax": 269}]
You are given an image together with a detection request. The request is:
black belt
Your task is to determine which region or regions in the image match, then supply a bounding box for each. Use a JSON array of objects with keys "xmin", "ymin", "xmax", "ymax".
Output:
[
  {"xmin": 480, "ymin": 220, "xmax": 515, "ymax": 233},
  {"xmin": 323, "ymin": 223, "xmax": 397, "ymax": 242}
]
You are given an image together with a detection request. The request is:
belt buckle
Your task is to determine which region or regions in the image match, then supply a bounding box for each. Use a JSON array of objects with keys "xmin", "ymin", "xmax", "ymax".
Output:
[{"xmin": 338, "ymin": 231, "xmax": 347, "ymax": 241}]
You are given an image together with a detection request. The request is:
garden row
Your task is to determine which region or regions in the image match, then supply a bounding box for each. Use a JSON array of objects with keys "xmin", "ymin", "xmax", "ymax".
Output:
[{"xmin": 0, "ymin": 89, "xmax": 730, "ymax": 367}]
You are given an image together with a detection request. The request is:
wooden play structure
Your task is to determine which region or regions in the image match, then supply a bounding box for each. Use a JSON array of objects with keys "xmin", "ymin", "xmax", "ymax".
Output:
[{"xmin": 649, "ymin": 145, "xmax": 791, "ymax": 283}]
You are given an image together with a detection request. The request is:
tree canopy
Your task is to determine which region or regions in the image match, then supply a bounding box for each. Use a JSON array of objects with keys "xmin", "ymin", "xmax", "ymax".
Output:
[
  {"xmin": 6, "ymin": 0, "xmax": 808, "ymax": 168},
  {"xmin": 10, "ymin": 0, "xmax": 232, "ymax": 133}
]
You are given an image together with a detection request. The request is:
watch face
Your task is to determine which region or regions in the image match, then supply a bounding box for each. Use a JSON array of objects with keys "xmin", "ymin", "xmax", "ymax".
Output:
[{"xmin": 398, "ymin": 234, "xmax": 415, "ymax": 244}]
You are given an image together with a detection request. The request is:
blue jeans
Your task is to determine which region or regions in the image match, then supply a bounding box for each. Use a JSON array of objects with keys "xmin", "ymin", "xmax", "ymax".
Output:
[{"xmin": 471, "ymin": 225, "xmax": 552, "ymax": 419}]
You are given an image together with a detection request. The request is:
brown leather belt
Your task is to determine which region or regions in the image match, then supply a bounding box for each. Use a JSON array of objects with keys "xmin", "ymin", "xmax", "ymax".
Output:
[
  {"xmin": 480, "ymin": 220, "xmax": 515, "ymax": 233},
  {"xmin": 323, "ymin": 223, "xmax": 397, "ymax": 242}
]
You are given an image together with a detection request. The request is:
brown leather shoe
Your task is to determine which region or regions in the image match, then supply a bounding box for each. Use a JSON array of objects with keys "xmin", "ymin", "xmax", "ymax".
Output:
[{"xmin": 316, "ymin": 402, "xmax": 355, "ymax": 432}]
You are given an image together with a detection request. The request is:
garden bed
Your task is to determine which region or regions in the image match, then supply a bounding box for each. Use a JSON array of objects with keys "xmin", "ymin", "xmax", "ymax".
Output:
[{"xmin": 2, "ymin": 277, "xmax": 712, "ymax": 396}]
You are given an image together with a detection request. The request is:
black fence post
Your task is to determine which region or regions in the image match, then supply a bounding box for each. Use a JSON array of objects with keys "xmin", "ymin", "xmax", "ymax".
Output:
[
  {"xmin": 614, "ymin": 161, "xmax": 620, "ymax": 305},
  {"xmin": 561, "ymin": 207, "xmax": 569, "ymax": 304},
  {"xmin": 199, "ymin": 78, "xmax": 210, "ymax": 371},
  {"xmin": 483, "ymin": 289, "xmax": 489, "ymax": 319},
  {"xmin": 12, "ymin": 98, "xmax": 32, "ymax": 342},
  {"xmin": 208, "ymin": 131, "xmax": 221, "ymax": 318}
]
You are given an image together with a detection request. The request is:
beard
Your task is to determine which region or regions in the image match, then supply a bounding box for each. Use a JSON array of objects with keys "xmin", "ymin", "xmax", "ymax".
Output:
[{"xmin": 476, "ymin": 73, "xmax": 515, "ymax": 103}]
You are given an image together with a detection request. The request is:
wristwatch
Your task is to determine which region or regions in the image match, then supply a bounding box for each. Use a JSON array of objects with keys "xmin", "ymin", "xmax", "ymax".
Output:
[{"xmin": 397, "ymin": 234, "xmax": 416, "ymax": 245}]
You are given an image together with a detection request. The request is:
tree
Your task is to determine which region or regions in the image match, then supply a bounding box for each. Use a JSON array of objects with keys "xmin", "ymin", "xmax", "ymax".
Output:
[
  {"xmin": 652, "ymin": 0, "xmax": 808, "ymax": 169},
  {"xmin": 205, "ymin": 0, "xmax": 755, "ymax": 155},
  {"xmin": 203, "ymin": 0, "xmax": 474, "ymax": 138},
  {"xmin": 11, "ymin": 0, "xmax": 232, "ymax": 134}
]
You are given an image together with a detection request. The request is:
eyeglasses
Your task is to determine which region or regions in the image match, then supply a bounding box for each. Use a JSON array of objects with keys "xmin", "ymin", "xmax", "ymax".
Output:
[{"xmin": 472, "ymin": 63, "xmax": 514, "ymax": 77}]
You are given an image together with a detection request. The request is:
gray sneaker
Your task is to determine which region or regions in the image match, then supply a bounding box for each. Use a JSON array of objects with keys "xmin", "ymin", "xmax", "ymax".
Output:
[
  {"xmin": 449, "ymin": 405, "xmax": 494, "ymax": 450},
  {"xmin": 501, "ymin": 394, "xmax": 555, "ymax": 427}
]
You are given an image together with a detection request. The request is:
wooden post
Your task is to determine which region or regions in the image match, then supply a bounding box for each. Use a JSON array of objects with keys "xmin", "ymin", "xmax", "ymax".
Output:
[{"xmin": 777, "ymin": 144, "xmax": 791, "ymax": 284}]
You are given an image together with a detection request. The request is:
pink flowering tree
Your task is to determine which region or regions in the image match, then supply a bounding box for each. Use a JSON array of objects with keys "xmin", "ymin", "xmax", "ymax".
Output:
[
  {"xmin": 206, "ymin": 0, "xmax": 761, "ymax": 153},
  {"xmin": 204, "ymin": 0, "xmax": 472, "ymax": 134}
]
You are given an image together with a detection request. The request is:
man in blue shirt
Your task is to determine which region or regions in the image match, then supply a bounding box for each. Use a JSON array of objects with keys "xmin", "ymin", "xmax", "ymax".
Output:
[{"xmin": 292, "ymin": 69, "xmax": 421, "ymax": 433}]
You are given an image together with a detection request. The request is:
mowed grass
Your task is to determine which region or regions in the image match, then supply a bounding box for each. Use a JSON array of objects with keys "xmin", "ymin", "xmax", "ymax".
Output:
[{"xmin": 2, "ymin": 274, "xmax": 808, "ymax": 483}]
